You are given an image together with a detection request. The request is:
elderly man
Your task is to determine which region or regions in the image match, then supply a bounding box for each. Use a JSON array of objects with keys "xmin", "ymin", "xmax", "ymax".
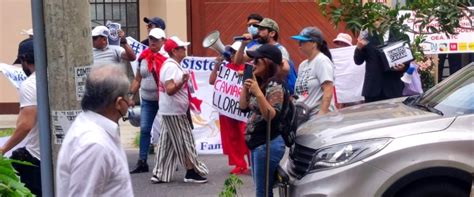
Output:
[
  {"xmin": 0, "ymin": 40, "xmax": 41, "ymax": 196},
  {"xmin": 56, "ymin": 64, "xmax": 133, "ymax": 196},
  {"xmin": 92, "ymin": 26, "xmax": 136, "ymax": 64}
]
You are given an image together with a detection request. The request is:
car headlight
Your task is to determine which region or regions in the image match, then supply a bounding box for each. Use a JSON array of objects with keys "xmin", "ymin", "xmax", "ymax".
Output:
[{"xmin": 308, "ymin": 138, "xmax": 391, "ymax": 173}]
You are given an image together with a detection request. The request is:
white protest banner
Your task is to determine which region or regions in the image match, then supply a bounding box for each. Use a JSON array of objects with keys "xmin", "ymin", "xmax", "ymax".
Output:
[
  {"xmin": 181, "ymin": 56, "xmax": 222, "ymax": 154},
  {"xmin": 0, "ymin": 63, "xmax": 27, "ymax": 89},
  {"xmin": 401, "ymin": 8, "xmax": 474, "ymax": 54},
  {"xmin": 212, "ymin": 66, "xmax": 249, "ymax": 122},
  {"xmin": 126, "ymin": 36, "xmax": 147, "ymax": 75},
  {"xmin": 330, "ymin": 46, "xmax": 365, "ymax": 103}
]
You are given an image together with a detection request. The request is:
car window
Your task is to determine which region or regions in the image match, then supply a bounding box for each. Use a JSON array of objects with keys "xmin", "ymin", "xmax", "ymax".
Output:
[{"xmin": 418, "ymin": 65, "xmax": 474, "ymax": 116}]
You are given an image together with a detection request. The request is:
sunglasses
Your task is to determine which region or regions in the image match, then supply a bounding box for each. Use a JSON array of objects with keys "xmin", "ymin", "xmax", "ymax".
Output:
[
  {"xmin": 147, "ymin": 23, "xmax": 157, "ymax": 28},
  {"xmin": 247, "ymin": 24, "xmax": 258, "ymax": 27}
]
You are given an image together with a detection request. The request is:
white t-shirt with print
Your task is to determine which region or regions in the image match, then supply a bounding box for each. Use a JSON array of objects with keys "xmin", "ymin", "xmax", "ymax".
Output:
[
  {"xmin": 19, "ymin": 73, "xmax": 40, "ymax": 160},
  {"xmin": 294, "ymin": 53, "xmax": 336, "ymax": 113},
  {"xmin": 158, "ymin": 58, "xmax": 189, "ymax": 115}
]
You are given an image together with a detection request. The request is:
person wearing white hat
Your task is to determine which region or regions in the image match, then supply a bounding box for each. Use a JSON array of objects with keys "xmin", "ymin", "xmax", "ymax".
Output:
[
  {"xmin": 208, "ymin": 41, "xmax": 250, "ymax": 175},
  {"xmin": 151, "ymin": 36, "xmax": 209, "ymax": 184},
  {"xmin": 129, "ymin": 28, "xmax": 167, "ymax": 174},
  {"xmin": 333, "ymin": 33, "xmax": 353, "ymax": 48},
  {"xmin": 92, "ymin": 25, "xmax": 136, "ymax": 65}
]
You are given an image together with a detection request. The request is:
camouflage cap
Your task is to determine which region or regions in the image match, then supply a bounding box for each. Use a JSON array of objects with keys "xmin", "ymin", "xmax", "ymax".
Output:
[{"xmin": 256, "ymin": 18, "xmax": 279, "ymax": 32}]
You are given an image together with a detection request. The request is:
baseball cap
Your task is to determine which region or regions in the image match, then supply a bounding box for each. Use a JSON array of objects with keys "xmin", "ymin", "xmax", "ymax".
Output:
[
  {"xmin": 291, "ymin": 26, "xmax": 324, "ymax": 43},
  {"xmin": 333, "ymin": 33, "xmax": 353, "ymax": 46},
  {"xmin": 91, "ymin": 26, "xmax": 110, "ymax": 37},
  {"xmin": 256, "ymin": 18, "xmax": 279, "ymax": 32},
  {"xmin": 149, "ymin": 28, "xmax": 166, "ymax": 39},
  {"xmin": 144, "ymin": 17, "xmax": 166, "ymax": 30},
  {"xmin": 246, "ymin": 44, "xmax": 282, "ymax": 65},
  {"xmin": 18, "ymin": 39, "xmax": 34, "ymax": 58},
  {"xmin": 164, "ymin": 36, "xmax": 190, "ymax": 53}
]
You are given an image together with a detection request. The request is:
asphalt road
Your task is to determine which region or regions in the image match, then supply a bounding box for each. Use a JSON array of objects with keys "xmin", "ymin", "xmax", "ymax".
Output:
[{"xmin": 126, "ymin": 150, "xmax": 256, "ymax": 197}]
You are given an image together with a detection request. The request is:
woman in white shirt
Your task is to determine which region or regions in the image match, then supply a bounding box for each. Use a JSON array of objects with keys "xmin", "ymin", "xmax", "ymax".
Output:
[{"xmin": 291, "ymin": 26, "xmax": 336, "ymax": 116}]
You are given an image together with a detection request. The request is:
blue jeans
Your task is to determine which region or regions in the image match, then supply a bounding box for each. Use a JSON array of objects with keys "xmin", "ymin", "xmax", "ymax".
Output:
[
  {"xmin": 139, "ymin": 98, "xmax": 159, "ymax": 161},
  {"xmin": 250, "ymin": 135, "xmax": 285, "ymax": 197}
]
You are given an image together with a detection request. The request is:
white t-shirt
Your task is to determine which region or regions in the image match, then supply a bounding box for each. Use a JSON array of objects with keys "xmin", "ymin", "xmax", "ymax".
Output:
[
  {"xmin": 158, "ymin": 58, "xmax": 188, "ymax": 115},
  {"xmin": 295, "ymin": 53, "xmax": 336, "ymax": 113},
  {"xmin": 93, "ymin": 45, "xmax": 125, "ymax": 65},
  {"xmin": 56, "ymin": 111, "xmax": 133, "ymax": 197},
  {"xmin": 20, "ymin": 73, "xmax": 40, "ymax": 160}
]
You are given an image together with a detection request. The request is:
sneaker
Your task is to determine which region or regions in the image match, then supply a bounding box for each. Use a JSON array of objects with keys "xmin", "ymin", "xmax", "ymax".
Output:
[
  {"xmin": 130, "ymin": 160, "xmax": 149, "ymax": 174},
  {"xmin": 150, "ymin": 175, "xmax": 166, "ymax": 184},
  {"xmin": 184, "ymin": 170, "xmax": 208, "ymax": 183}
]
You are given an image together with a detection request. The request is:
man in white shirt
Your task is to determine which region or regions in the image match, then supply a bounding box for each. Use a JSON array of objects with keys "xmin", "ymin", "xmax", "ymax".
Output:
[
  {"xmin": 56, "ymin": 64, "xmax": 134, "ymax": 197},
  {"xmin": 92, "ymin": 26, "xmax": 136, "ymax": 65},
  {"xmin": 0, "ymin": 39, "xmax": 42, "ymax": 196}
]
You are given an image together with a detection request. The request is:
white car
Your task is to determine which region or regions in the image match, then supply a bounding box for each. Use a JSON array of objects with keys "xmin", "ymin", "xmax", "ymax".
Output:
[{"xmin": 277, "ymin": 63, "xmax": 474, "ymax": 197}]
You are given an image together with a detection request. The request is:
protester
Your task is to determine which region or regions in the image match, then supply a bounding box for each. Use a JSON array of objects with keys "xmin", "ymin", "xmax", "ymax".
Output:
[
  {"xmin": 354, "ymin": 18, "xmax": 407, "ymax": 103},
  {"xmin": 236, "ymin": 18, "xmax": 297, "ymax": 94},
  {"xmin": 13, "ymin": 29, "xmax": 34, "ymax": 65},
  {"xmin": 0, "ymin": 40, "xmax": 42, "ymax": 196},
  {"xmin": 151, "ymin": 36, "xmax": 208, "ymax": 184},
  {"xmin": 209, "ymin": 41, "xmax": 249, "ymax": 175},
  {"xmin": 239, "ymin": 44, "xmax": 286, "ymax": 197},
  {"xmin": 333, "ymin": 33, "xmax": 352, "ymax": 48},
  {"xmin": 331, "ymin": 33, "xmax": 365, "ymax": 108},
  {"xmin": 129, "ymin": 28, "xmax": 167, "ymax": 173},
  {"xmin": 245, "ymin": 13, "xmax": 264, "ymax": 50},
  {"xmin": 291, "ymin": 27, "xmax": 336, "ymax": 115},
  {"xmin": 92, "ymin": 25, "xmax": 136, "ymax": 65},
  {"xmin": 142, "ymin": 17, "xmax": 166, "ymax": 46}
]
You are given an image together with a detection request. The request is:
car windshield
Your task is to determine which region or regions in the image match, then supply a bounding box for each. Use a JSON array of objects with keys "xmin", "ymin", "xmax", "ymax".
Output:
[{"xmin": 415, "ymin": 63, "xmax": 474, "ymax": 116}]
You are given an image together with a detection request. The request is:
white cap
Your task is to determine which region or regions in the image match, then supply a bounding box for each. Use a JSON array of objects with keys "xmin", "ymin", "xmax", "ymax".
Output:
[
  {"xmin": 149, "ymin": 28, "xmax": 166, "ymax": 39},
  {"xmin": 91, "ymin": 26, "xmax": 110, "ymax": 37},
  {"xmin": 333, "ymin": 33, "xmax": 353, "ymax": 46},
  {"xmin": 21, "ymin": 28, "xmax": 33, "ymax": 36},
  {"xmin": 230, "ymin": 41, "xmax": 242, "ymax": 51},
  {"xmin": 169, "ymin": 36, "xmax": 190, "ymax": 46}
]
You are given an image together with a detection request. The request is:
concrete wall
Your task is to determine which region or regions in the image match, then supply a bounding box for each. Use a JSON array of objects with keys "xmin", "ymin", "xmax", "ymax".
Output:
[
  {"xmin": 0, "ymin": 0, "xmax": 32, "ymax": 104},
  {"xmin": 139, "ymin": 0, "xmax": 188, "ymax": 42}
]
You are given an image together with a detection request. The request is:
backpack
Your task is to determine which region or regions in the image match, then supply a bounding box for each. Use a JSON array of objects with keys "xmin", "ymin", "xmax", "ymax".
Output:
[{"xmin": 278, "ymin": 93, "xmax": 314, "ymax": 147}]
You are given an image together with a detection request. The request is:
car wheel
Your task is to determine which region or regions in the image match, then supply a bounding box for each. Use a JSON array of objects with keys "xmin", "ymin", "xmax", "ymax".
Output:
[{"xmin": 396, "ymin": 179, "xmax": 470, "ymax": 197}]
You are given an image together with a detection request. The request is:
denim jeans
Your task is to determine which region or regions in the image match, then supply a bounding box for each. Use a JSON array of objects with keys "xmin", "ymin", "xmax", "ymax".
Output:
[
  {"xmin": 139, "ymin": 98, "xmax": 159, "ymax": 161},
  {"xmin": 250, "ymin": 135, "xmax": 285, "ymax": 197}
]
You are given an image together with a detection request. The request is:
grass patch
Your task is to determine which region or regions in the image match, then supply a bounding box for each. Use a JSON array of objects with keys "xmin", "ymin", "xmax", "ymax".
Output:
[{"xmin": 0, "ymin": 128, "xmax": 14, "ymax": 137}]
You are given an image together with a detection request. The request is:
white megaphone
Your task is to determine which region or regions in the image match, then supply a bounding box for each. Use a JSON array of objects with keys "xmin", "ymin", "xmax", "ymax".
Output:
[
  {"xmin": 401, "ymin": 64, "xmax": 416, "ymax": 84},
  {"xmin": 202, "ymin": 30, "xmax": 225, "ymax": 54}
]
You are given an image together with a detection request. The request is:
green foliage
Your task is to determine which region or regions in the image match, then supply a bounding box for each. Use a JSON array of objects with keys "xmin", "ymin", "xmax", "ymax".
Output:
[
  {"xmin": 316, "ymin": 0, "xmax": 473, "ymax": 42},
  {"xmin": 0, "ymin": 156, "xmax": 34, "ymax": 197},
  {"xmin": 0, "ymin": 128, "xmax": 14, "ymax": 138},
  {"xmin": 219, "ymin": 174, "xmax": 244, "ymax": 197}
]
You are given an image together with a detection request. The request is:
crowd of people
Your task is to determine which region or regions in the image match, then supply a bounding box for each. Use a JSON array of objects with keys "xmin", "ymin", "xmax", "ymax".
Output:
[{"xmin": 4, "ymin": 10, "xmax": 469, "ymax": 197}]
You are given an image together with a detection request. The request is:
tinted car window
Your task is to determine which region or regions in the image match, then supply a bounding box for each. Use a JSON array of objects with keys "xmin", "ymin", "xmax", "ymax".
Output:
[{"xmin": 418, "ymin": 65, "xmax": 474, "ymax": 116}]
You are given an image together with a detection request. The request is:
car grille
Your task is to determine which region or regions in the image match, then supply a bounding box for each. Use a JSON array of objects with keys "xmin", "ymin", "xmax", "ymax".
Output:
[{"xmin": 288, "ymin": 143, "xmax": 317, "ymax": 179}]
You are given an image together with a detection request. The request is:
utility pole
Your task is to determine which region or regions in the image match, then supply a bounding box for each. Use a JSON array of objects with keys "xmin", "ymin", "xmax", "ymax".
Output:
[{"xmin": 33, "ymin": 0, "xmax": 92, "ymax": 196}]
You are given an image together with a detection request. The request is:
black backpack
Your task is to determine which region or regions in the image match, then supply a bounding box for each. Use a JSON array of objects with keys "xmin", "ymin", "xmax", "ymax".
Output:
[{"xmin": 278, "ymin": 93, "xmax": 314, "ymax": 147}]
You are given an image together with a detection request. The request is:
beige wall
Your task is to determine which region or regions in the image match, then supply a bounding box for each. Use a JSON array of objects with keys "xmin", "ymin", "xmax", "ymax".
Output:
[
  {"xmin": 0, "ymin": 0, "xmax": 32, "ymax": 103},
  {"xmin": 139, "ymin": 0, "xmax": 188, "ymax": 42}
]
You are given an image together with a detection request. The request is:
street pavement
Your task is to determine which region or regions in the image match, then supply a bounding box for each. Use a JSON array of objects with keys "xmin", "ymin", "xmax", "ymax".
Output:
[{"xmin": 126, "ymin": 150, "xmax": 256, "ymax": 197}]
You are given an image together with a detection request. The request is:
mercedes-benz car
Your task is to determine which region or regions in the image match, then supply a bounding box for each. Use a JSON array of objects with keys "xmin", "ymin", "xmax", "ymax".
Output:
[{"xmin": 277, "ymin": 63, "xmax": 474, "ymax": 197}]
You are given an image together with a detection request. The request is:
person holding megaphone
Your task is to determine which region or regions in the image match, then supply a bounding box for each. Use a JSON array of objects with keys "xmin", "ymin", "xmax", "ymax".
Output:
[{"xmin": 209, "ymin": 41, "xmax": 250, "ymax": 175}]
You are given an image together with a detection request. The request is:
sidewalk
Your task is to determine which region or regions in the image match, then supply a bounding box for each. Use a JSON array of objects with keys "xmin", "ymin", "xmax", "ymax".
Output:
[{"xmin": 0, "ymin": 114, "xmax": 139, "ymax": 150}]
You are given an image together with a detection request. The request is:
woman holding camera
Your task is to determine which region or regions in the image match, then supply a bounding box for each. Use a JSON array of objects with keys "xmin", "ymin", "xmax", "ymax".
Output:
[
  {"xmin": 209, "ymin": 41, "xmax": 249, "ymax": 175},
  {"xmin": 239, "ymin": 44, "xmax": 287, "ymax": 197}
]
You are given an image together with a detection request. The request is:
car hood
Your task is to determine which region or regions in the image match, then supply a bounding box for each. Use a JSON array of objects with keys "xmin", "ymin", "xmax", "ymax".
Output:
[{"xmin": 296, "ymin": 98, "xmax": 455, "ymax": 148}]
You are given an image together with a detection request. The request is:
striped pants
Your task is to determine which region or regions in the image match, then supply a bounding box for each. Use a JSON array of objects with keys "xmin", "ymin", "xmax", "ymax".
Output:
[{"xmin": 152, "ymin": 115, "xmax": 208, "ymax": 182}]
